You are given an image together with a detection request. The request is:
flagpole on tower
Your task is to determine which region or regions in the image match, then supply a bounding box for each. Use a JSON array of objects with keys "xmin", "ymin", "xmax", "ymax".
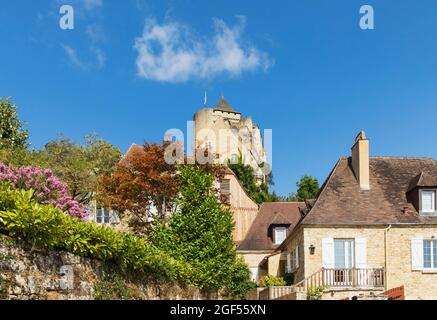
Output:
[{"xmin": 204, "ymin": 91, "xmax": 207, "ymax": 107}]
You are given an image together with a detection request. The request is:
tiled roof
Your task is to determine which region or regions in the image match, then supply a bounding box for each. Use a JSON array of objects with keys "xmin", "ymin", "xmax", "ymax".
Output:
[
  {"xmin": 214, "ymin": 97, "xmax": 240, "ymax": 114},
  {"xmin": 302, "ymin": 157, "xmax": 437, "ymax": 225},
  {"xmin": 408, "ymin": 172, "xmax": 437, "ymax": 192},
  {"xmin": 237, "ymin": 202, "xmax": 305, "ymax": 251}
]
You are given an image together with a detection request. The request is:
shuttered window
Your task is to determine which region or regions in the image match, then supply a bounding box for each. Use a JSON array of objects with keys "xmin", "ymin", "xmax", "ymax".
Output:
[
  {"xmin": 424, "ymin": 240, "xmax": 437, "ymax": 269},
  {"xmin": 334, "ymin": 239, "xmax": 355, "ymax": 269},
  {"xmin": 286, "ymin": 253, "xmax": 292, "ymax": 273}
]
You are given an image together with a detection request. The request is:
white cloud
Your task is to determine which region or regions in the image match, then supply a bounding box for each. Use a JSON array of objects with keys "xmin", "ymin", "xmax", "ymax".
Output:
[
  {"xmin": 61, "ymin": 44, "xmax": 106, "ymax": 70},
  {"xmin": 134, "ymin": 16, "xmax": 273, "ymax": 83}
]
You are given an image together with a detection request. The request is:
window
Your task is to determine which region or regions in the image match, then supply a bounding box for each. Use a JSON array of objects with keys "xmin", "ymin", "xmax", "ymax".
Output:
[
  {"xmin": 423, "ymin": 240, "xmax": 437, "ymax": 269},
  {"xmin": 288, "ymin": 246, "xmax": 299, "ymax": 272},
  {"xmin": 274, "ymin": 227, "xmax": 286, "ymax": 245},
  {"xmin": 421, "ymin": 191, "xmax": 436, "ymax": 213},
  {"xmin": 230, "ymin": 153, "xmax": 238, "ymax": 164},
  {"xmin": 334, "ymin": 239, "xmax": 355, "ymax": 269},
  {"xmin": 286, "ymin": 253, "xmax": 292, "ymax": 273},
  {"xmin": 249, "ymin": 267, "xmax": 259, "ymax": 282},
  {"xmin": 96, "ymin": 207, "xmax": 111, "ymax": 224}
]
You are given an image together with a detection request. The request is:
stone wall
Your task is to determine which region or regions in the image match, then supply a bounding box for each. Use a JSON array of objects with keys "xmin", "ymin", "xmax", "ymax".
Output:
[
  {"xmin": 0, "ymin": 236, "xmax": 205, "ymax": 300},
  {"xmin": 386, "ymin": 226, "xmax": 437, "ymax": 300},
  {"xmin": 302, "ymin": 226, "xmax": 386, "ymax": 279}
]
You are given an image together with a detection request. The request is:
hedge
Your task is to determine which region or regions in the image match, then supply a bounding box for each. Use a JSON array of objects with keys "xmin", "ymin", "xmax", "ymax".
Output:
[{"xmin": 0, "ymin": 183, "xmax": 193, "ymax": 283}]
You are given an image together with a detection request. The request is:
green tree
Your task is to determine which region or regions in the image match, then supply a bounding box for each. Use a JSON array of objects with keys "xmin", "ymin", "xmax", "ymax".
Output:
[
  {"xmin": 287, "ymin": 175, "xmax": 320, "ymax": 202},
  {"xmin": 45, "ymin": 134, "xmax": 122, "ymax": 202},
  {"xmin": 0, "ymin": 132, "xmax": 121, "ymax": 203},
  {"xmin": 0, "ymin": 97, "xmax": 29, "ymax": 149},
  {"xmin": 152, "ymin": 165, "xmax": 238, "ymax": 292},
  {"xmin": 0, "ymin": 148, "xmax": 47, "ymax": 167},
  {"xmin": 227, "ymin": 156, "xmax": 277, "ymax": 204}
]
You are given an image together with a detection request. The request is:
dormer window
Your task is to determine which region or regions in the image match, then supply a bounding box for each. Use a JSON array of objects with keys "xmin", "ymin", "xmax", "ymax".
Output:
[
  {"xmin": 274, "ymin": 227, "xmax": 287, "ymax": 245},
  {"xmin": 421, "ymin": 190, "xmax": 436, "ymax": 214}
]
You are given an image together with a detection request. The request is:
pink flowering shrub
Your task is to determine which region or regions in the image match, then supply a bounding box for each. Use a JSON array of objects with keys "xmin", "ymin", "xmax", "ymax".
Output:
[{"xmin": 0, "ymin": 163, "xmax": 87, "ymax": 218}]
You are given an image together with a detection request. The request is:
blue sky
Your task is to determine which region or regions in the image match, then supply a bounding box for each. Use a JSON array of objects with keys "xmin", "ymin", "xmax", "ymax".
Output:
[{"xmin": 1, "ymin": 0, "xmax": 437, "ymax": 196}]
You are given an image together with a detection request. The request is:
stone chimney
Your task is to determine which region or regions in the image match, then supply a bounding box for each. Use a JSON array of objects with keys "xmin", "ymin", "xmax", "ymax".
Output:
[{"xmin": 351, "ymin": 131, "xmax": 370, "ymax": 190}]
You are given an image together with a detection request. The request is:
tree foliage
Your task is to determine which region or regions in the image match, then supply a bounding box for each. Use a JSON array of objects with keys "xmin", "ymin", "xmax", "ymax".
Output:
[
  {"xmin": 0, "ymin": 134, "xmax": 122, "ymax": 203},
  {"xmin": 225, "ymin": 257, "xmax": 257, "ymax": 299},
  {"xmin": 152, "ymin": 165, "xmax": 240, "ymax": 292},
  {"xmin": 98, "ymin": 142, "xmax": 180, "ymax": 234},
  {"xmin": 0, "ymin": 97, "xmax": 29, "ymax": 150},
  {"xmin": 44, "ymin": 134, "xmax": 121, "ymax": 201},
  {"xmin": 287, "ymin": 175, "xmax": 320, "ymax": 202},
  {"xmin": 227, "ymin": 156, "xmax": 277, "ymax": 204}
]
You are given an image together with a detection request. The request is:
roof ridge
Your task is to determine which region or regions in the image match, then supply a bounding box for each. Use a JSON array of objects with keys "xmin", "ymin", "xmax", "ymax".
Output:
[
  {"xmin": 370, "ymin": 156, "xmax": 436, "ymax": 160},
  {"xmin": 262, "ymin": 201, "xmax": 305, "ymax": 204}
]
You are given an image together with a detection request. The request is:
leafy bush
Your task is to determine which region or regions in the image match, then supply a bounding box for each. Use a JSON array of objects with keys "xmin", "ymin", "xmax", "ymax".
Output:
[
  {"xmin": 0, "ymin": 183, "xmax": 190, "ymax": 282},
  {"xmin": 259, "ymin": 275, "xmax": 286, "ymax": 287},
  {"xmin": 224, "ymin": 258, "xmax": 257, "ymax": 299},
  {"xmin": 0, "ymin": 163, "xmax": 87, "ymax": 218},
  {"xmin": 306, "ymin": 286, "xmax": 327, "ymax": 300}
]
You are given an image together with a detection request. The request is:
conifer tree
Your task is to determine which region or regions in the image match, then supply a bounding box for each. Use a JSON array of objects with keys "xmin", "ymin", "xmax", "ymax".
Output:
[{"xmin": 153, "ymin": 165, "xmax": 237, "ymax": 292}]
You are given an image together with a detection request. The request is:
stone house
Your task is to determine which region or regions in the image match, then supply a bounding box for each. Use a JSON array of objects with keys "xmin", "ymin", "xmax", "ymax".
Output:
[
  {"xmin": 258, "ymin": 132, "xmax": 437, "ymax": 300},
  {"xmin": 237, "ymin": 202, "xmax": 304, "ymax": 282}
]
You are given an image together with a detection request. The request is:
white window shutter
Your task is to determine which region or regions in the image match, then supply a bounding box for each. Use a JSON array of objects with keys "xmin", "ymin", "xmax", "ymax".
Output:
[
  {"xmin": 295, "ymin": 246, "xmax": 300, "ymax": 269},
  {"xmin": 355, "ymin": 238, "xmax": 367, "ymax": 268},
  {"xmin": 286, "ymin": 253, "xmax": 292, "ymax": 273},
  {"xmin": 322, "ymin": 238, "xmax": 334, "ymax": 268},
  {"xmin": 411, "ymin": 238, "xmax": 424, "ymax": 271}
]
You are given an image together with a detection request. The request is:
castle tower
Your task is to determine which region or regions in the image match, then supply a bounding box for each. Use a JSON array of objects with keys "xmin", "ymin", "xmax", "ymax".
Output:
[{"xmin": 194, "ymin": 96, "xmax": 267, "ymax": 183}]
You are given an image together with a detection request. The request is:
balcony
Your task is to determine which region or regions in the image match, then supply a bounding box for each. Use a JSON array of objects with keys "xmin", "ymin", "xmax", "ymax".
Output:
[
  {"xmin": 295, "ymin": 268, "xmax": 385, "ymax": 292},
  {"xmin": 258, "ymin": 268, "xmax": 385, "ymax": 300}
]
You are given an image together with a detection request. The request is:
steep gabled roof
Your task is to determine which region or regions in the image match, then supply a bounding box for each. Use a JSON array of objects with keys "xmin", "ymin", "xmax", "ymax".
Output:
[
  {"xmin": 408, "ymin": 171, "xmax": 437, "ymax": 192},
  {"xmin": 237, "ymin": 202, "xmax": 305, "ymax": 251},
  {"xmin": 214, "ymin": 97, "xmax": 240, "ymax": 114},
  {"xmin": 301, "ymin": 157, "xmax": 437, "ymax": 226}
]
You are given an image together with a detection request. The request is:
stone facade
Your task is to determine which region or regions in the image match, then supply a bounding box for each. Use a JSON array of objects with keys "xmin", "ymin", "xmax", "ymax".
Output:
[
  {"xmin": 385, "ymin": 226, "xmax": 437, "ymax": 300},
  {"xmin": 302, "ymin": 226, "xmax": 386, "ymax": 280},
  {"xmin": 194, "ymin": 104, "xmax": 267, "ymax": 183},
  {"xmin": 0, "ymin": 236, "xmax": 205, "ymax": 300},
  {"xmin": 237, "ymin": 251, "xmax": 273, "ymax": 282},
  {"xmin": 275, "ymin": 225, "xmax": 437, "ymax": 300}
]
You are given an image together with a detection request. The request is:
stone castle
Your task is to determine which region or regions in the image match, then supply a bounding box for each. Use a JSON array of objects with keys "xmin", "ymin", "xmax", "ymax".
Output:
[{"xmin": 193, "ymin": 96, "xmax": 268, "ymax": 183}]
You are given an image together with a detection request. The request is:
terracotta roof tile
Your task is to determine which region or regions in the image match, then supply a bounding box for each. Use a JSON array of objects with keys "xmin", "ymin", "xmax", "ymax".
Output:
[
  {"xmin": 302, "ymin": 157, "xmax": 437, "ymax": 225},
  {"xmin": 237, "ymin": 202, "xmax": 305, "ymax": 251}
]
